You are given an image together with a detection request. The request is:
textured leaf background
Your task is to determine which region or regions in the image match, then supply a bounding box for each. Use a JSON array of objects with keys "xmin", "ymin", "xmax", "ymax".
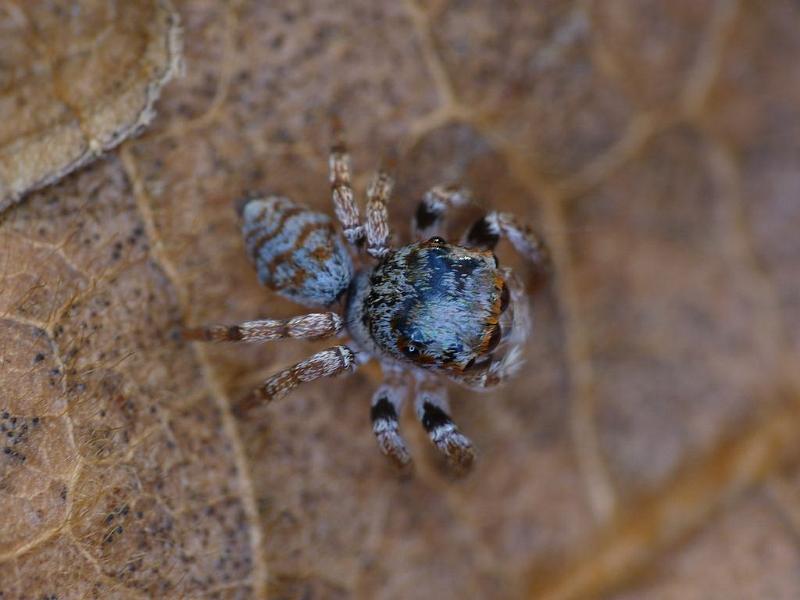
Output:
[{"xmin": 1, "ymin": 1, "xmax": 799, "ymax": 599}]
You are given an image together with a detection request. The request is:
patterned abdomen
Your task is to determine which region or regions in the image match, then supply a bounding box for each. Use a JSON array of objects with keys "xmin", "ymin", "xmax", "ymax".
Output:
[{"xmin": 241, "ymin": 196, "xmax": 353, "ymax": 307}]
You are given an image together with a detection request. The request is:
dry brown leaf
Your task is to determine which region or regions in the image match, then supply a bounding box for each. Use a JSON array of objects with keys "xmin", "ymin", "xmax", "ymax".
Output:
[
  {"xmin": 1, "ymin": 1, "xmax": 800, "ymax": 599},
  {"xmin": 0, "ymin": 0, "xmax": 181, "ymax": 212}
]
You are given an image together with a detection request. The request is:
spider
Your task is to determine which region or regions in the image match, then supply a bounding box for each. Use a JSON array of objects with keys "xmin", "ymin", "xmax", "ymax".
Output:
[{"xmin": 184, "ymin": 123, "xmax": 550, "ymax": 474}]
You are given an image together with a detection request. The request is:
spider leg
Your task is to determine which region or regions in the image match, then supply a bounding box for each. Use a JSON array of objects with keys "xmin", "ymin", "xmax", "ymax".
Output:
[
  {"xmin": 329, "ymin": 117, "xmax": 364, "ymax": 246},
  {"xmin": 182, "ymin": 312, "xmax": 343, "ymax": 343},
  {"xmin": 464, "ymin": 211, "xmax": 551, "ymax": 276},
  {"xmin": 414, "ymin": 377, "xmax": 476, "ymax": 474},
  {"xmin": 370, "ymin": 363, "xmax": 412, "ymax": 472},
  {"xmin": 234, "ymin": 345, "xmax": 357, "ymax": 416},
  {"xmin": 411, "ymin": 184, "xmax": 473, "ymax": 240},
  {"xmin": 365, "ymin": 171, "xmax": 394, "ymax": 259},
  {"xmin": 412, "ymin": 185, "xmax": 550, "ymax": 275}
]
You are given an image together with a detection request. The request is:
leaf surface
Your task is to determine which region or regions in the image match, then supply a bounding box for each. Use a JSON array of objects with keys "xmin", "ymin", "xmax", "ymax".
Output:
[{"xmin": 1, "ymin": 1, "xmax": 799, "ymax": 599}]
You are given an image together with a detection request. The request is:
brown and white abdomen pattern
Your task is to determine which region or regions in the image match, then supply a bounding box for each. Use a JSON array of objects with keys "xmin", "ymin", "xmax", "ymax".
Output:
[{"xmin": 241, "ymin": 196, "xmax": 353, "ymax": 307}]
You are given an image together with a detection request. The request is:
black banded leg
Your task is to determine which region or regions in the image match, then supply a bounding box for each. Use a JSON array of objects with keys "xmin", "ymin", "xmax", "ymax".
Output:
[
  {"xmin": 414, "ymin": 380, "xmax": 475, "ymax": 474},
  {"xmin": 412, "ymin": 185, "xmax": 472, "ymax": 240},
  {"xmin": 464, "ymin": 211, "xmax": 551, "ymax": 276},
  {"xmin": 370, "ymin": 365, "xmax": 412, "ymax": 472},
  {"xmin": 329, "ymin": 117, "xmax": 364, "ymax": 246},
  {"xmin": 464, "ymin": 212, "xmax": 500, "ymax": 251},
  {"xmin": 234, "ymin": 345, "xmax": 357, "ymax": 416},
  {"xmin": 182, "ymin": 313, "xmax": 343, "ymax": 343}
]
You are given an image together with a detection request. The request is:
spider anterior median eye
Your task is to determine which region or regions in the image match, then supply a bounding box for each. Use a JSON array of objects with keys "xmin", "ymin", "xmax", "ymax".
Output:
[{"xmin": 428, "ymin": 236, "xmax": 446, "ymax": 245}]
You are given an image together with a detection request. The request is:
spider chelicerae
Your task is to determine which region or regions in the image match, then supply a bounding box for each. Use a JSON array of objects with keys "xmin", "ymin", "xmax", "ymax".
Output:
[{"xmin": 184, "ymin": 123, "xmax": 550, "ymax": 474}]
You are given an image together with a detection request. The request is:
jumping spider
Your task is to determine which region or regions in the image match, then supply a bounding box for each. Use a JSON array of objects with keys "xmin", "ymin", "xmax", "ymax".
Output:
[{"xmin": 185, "ymin": 124, "xmax": 549, "ymax": 474}]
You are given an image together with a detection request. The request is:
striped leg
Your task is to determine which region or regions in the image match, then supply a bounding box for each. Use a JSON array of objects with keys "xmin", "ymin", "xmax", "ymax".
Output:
[
  {"xmin": 414, "ymin": 378, "xmax": 476, "ymax": 474},
  {"xmin": 365, "ymin": 171, "xmax": 394, "ymax": 259},
  {"xmin": 234, "ymin": 345, "xmax": 357, "ymax": 416},
  {"xmin": 182, "ymin": 312, "xmax": 343, "ymax": 343},
  {"xmin": 464, "ymin": 211, "xmax": 551, "ymax": 275},
  {"xmin": 370, "ymin": 363, "xmax": 412, "ymax": 471},
  {"xmin": 411, "ymin": 185, "xmax": 473, "ymax": 240},
  {"xmin": 329, "ymin": 118, "xmax": 364, "ymax": 246}
]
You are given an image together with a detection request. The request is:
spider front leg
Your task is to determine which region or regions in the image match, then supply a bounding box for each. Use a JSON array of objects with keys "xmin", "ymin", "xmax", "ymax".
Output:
[
  {"xmin": 329, "ymin": 118, "xmax": 364, "ymax": 246},
  {"xmin": 234, "ymin": 345, "xmax": 358, "ymax": 416},
  {"xmin": 365, "ymin": 171, "xmax": 394, "ymax": 259},
  {"xmin": 182, "ymin": 312, "xmax": 343, "ymax": 342},
  {"xmin": 411, "ymin": 185, "xmax": 472, "ymax": 240},
  {"xmin": 464, "ymin": 211, "xmax": 551, "ymax": 277},
  {"xmin": 414, "ymin": 376, "xmax": 476, "ymax": 474},
  {"xmin": 370, "ymin": 363, "xmax": 412, "ymax": 472}
]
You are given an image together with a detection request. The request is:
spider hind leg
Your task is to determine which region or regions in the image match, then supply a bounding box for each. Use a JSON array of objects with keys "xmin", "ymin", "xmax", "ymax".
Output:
[
  {"xmin": 182, "ymin": 312, "xmax": 343, "ymax": 343},
  {"xmin": 234, "ymin": 345, "xmax": 358, "ymax": 416}
]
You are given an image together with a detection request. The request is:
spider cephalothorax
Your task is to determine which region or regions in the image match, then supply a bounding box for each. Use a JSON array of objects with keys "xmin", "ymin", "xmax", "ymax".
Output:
[
  {"xmin": 185, "ymin": 124, "xmax": 549, "ymax": 474},
  {"xmin": 364, "ymin": 237, "xmax": 503, "ymax": 370}
]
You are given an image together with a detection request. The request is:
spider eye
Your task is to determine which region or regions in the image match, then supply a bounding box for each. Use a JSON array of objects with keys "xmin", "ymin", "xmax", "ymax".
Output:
[
  {"xmin": 427, "ymin": 236, "xmax": 446, "ymax": 245},
  {"xmin": 403, "ymin": 344, "xmax": 420, "ymax": 358}
]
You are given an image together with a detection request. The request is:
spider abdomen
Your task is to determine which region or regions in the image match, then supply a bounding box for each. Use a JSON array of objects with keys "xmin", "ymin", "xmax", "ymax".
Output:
[{"xmin": 241, "ymin": 196, "xmax": 353, "ymax": 307}]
